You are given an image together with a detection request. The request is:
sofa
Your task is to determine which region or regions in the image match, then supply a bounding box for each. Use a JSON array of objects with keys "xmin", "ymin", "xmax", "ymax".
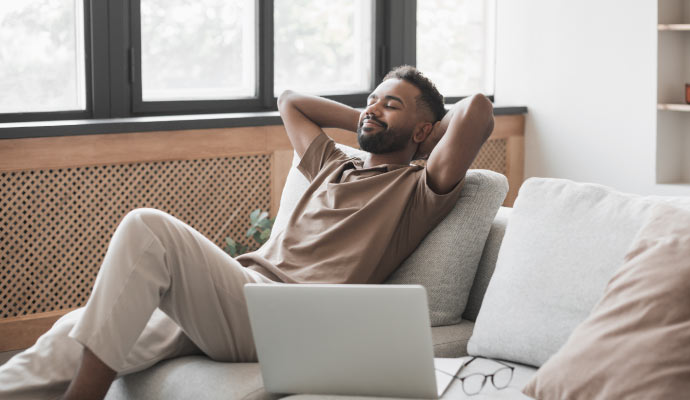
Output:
[{"xmin": 106, "ymin": 145, "xmax": 690, "ymax": 399}]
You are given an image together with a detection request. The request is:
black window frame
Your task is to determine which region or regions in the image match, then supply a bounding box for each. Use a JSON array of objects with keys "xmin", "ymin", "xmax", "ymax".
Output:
[
  {"xmin": 129, "ymin": 0, "xmax": 272, "ymax": 115},
  {"xmin": 0, "ymin": 0, "xmax": 95, "ymax": 123},
  {"xmin": 0, "ymin": 0, "xmax": 494, "ymax": 130}
]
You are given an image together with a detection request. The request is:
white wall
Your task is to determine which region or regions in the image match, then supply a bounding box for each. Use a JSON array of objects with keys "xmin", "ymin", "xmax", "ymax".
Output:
[{"xmin": 494, "ymin": 0, "xmax": 690, "ymax": 196}]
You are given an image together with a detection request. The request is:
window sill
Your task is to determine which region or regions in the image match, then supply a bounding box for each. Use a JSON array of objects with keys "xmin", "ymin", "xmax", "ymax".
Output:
[{"xmin": 0, "ymin": 106, "xmax": 527, "ymax": 140}]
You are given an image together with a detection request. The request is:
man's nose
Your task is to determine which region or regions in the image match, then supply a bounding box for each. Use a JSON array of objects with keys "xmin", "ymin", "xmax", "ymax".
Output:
[{"xmin": 364, "ymin": 101, "xmax": 381, "ymax": 116}]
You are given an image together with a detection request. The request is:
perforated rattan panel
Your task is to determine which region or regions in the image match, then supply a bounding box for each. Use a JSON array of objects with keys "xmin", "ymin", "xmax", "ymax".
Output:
[
  {"xmin": 470, "ymin": 138, "xmax": 507, "ymax": 174},
  {"xmin": 0, "ymin": 155, "xmax": 271, "ymax": 319}
]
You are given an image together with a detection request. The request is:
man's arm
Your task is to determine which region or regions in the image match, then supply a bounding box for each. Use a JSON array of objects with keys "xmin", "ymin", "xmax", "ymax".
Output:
[
  {"xmin": 422, "ymin": 94, "xmax": 495, "ymax": 195},
  {"xmin": 277, "ymin": 90, "xmax": 360, "ymax": 158}
]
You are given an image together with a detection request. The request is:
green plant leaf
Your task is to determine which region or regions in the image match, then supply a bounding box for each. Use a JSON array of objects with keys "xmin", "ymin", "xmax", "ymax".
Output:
[
  {"xmin": 224, "ymin": 238, "xmax": 238, "ymax": 257},
  {"xmin": 227, "ymin": 209, "xmax": 273, "ymax": 255},
  {"xmin": 250, "ymin": 209, "xmax": 261, "ymax": 223}
]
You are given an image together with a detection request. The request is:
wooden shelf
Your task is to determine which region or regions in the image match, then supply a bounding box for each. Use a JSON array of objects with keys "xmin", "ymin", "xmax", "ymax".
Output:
[
  {"xmin": 657, "ymin": 1, "xmax": 690, "ymax": 184},
  {"xmin": 658, "ymin": 24, "xmax": 690, "ymax": 30},
  {"xmin": 657, "ymin": 103, "xmax": 690, "ymax": 111}
]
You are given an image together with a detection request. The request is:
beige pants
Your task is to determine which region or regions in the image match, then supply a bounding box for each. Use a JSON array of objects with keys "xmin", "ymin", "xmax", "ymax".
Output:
[{"xmin": 0, "ymin": 208, "xmax": 275, "ymax": 400}]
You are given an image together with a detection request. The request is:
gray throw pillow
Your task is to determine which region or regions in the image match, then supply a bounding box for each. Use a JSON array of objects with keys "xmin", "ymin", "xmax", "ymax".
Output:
[{"xmin": 385, "ymin": 169, "xmax": 508, "ymax": 326}]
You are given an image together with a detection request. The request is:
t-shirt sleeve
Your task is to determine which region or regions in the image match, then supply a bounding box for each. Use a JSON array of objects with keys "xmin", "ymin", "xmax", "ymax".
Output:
[
  {"xmin": 411, "ymin": 169, "xmax": 466, "ymax": 226},
  {"xmin": 296, "ymin": 132, "xmax": 348, "ymax": 182}
]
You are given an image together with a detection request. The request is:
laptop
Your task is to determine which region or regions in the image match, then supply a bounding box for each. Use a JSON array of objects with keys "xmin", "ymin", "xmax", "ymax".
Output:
[{"xmin": 243, "ymin": 283, "xmax": 464, "ymax": 399}]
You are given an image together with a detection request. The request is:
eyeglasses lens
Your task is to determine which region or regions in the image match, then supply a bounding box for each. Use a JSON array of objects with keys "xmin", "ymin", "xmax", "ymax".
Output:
[
  {"xmin": 492, "ymin": 367, "xmax": 513, "ymax": 389},
  {"xmin": 462, "ymin": 374, "xmax": 486, "ymax": 395}
]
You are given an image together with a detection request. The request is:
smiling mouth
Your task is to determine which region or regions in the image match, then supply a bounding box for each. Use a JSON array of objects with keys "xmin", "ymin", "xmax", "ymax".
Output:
[{"xmin": 361, "ymin": 117, "xmax": 387, "ymax": 129}]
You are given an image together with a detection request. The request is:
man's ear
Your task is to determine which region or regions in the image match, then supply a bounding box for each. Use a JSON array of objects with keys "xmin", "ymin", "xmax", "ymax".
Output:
[
  {"xmin": 412, "ymin": 121, "xmax": 435, "ymax": 144},
  {"xmin": 412, "ymin": 121, "xmax": 442, "ymax": 160}
]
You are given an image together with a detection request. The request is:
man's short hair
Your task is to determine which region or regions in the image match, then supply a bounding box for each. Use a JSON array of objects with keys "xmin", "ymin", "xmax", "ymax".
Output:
[{"xmin": 383, "ymin": 65, "xmax": 446, "ymax": 123}]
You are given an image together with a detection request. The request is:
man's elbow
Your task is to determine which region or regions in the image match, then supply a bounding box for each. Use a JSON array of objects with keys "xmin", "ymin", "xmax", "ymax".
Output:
[
  {"xmin": 469, "ymin": 93, "xmax": 493, "ymax": 118},
  {"xmin": 469, "ymin": 94, "xmax": 494, "ymax": 140},
  {"xmin": 277, "ymin": 89, "xmax": 295, "ymax": 111}
]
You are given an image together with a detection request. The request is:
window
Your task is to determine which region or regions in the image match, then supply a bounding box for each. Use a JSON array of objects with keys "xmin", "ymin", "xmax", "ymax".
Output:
[
  {"xmin": 140, "ymin": 0, "xmax": 256, "ymax": 101},
  {"xmin": 274, "ymin": 0, "xmax": 374, "ymax": 96},
  {"xmin": 0, "ymin": 0, "xmax": 496, "ymax": 132},
  {"xmin": 417, "ymin": 0, "xmax": 496, "ymax": 98},
  {"xmin": 0, "ymin": 0, "xmax": 87, "ymax": 114}
]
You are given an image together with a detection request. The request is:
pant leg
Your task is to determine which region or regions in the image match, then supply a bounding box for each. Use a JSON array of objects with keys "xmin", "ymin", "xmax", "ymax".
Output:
[
  {"xmin": 0, "ymin": 308, "xmax": 200, "ymax": 400},
  {"xmin": 68, "ymin": 208, "xmax": 274, "ymax": 371},
  {"xmin": 0, "ymin": 207, "xmax": 274, "ymax": 399}
]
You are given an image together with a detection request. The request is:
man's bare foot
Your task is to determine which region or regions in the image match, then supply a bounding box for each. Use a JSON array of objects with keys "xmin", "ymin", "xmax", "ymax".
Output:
[{"xmin": 62, "ymin": 347, "xmax": 116, "ymax": 400}]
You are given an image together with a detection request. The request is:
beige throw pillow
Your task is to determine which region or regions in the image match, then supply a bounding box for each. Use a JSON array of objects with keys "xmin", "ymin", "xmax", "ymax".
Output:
[{"xmin": 523, "ymin": 202, "xmax": 690, "ymax": 399}]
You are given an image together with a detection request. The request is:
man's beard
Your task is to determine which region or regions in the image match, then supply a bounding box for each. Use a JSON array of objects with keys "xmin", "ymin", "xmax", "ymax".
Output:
[{"xmin": 357, "ymin": 118, "xmax": 411, "ymax": 154}]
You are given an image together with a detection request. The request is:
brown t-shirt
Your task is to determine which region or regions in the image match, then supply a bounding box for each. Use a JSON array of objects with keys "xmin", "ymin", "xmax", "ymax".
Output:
[{"xmin": 236, "ymin": 132, "xmax": 464, "ymax": 284}]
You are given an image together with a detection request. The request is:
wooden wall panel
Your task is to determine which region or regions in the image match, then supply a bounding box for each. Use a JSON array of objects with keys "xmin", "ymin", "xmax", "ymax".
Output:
[{"xmin": 0, "ymin": 156, "xmax": 271, "ymax": 321}]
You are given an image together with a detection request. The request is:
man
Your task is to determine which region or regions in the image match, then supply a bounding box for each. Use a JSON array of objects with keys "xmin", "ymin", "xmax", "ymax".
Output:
[{"xmin": 0, "ymin": 66, "xmax": 493, "ymax": 399}]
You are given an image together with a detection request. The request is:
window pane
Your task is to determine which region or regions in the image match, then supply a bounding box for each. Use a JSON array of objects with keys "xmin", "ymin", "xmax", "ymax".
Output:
[
  {"xmin": 274, "ymin": 0, "xmax": 373, "ymax": 96},
  {"xmin": 0, "ymin": 0, "xmax": 86, "ymax": 114},
  {"xmin": 141, "ymin": 0, "xmax": 255, "ymax": 101},
  {"xmin": 417, "ymin": 0, "xmax": 496, "ymax": 97}
]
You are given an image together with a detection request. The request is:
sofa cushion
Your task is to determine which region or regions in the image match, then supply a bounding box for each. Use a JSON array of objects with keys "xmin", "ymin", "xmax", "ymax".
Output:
[
  {"xmin": 523, "ymin": 203, "xmax": 690, "ymax": 399},
  {"xmin": 273, "ymin": 148, "xmax": 507, "ymax": 326},
  {"xmin": 462, "ymin": 206, "xmax": 511, "ymax": 322},
  {"xmin": 467, "ymin": 177, "xmax": 690, "ymax": 367},
  {"xmin": 105, "ymin": 357, "xmax": 279, "ymax": 400},
  {"xmin": 105, "ymin": 321, "xmax": 474, "ymax": 400},
  {"xmin": 281, "ymin": 357, "xmax": 537, "ymax": 399},
  {"xmin": 430, "ymin": 320, "xmax": 475, "ymax": 358},
  {"xmin": 385, "ymin": 170, "xmax": 507, "ymax": 326}
]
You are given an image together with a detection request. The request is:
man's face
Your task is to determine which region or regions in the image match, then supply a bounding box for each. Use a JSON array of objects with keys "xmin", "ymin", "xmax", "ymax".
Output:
[{"xmin": 357, "ymin": 79, "xmax": 424, "ymax": 154}]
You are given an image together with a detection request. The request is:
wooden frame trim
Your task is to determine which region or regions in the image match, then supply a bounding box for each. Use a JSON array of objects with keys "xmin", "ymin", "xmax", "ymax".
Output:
[
  {"xmin": 0, "ymin": 126, "xmax": 287, "ymax": 172},
  {"xmin": 270, "ymin": 149, "xmax": 294, "ymax": 218},
  {"xmin": 494, "ymin": 114, "xmax": 525, "ymax": 206},
  {"xmin": 488, "ymin": 114, "xmax": 525, "ymax": 141},
  {"xmin": 0, "ymin": 116, "xmax": 521, "ymax": 173},
  {"xmin": 0, "ymin": 309, "xmax": 77, "ymax": 352},
  {"xmin": 505, "ymin": 135, "xmax": 525, "ymax": 206}
]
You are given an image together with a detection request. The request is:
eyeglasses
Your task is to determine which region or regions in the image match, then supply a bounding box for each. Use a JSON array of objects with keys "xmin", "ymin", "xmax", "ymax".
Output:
[{"xmin": 439, "ymin": 356, "xmax": 515, "ymax": 396}]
